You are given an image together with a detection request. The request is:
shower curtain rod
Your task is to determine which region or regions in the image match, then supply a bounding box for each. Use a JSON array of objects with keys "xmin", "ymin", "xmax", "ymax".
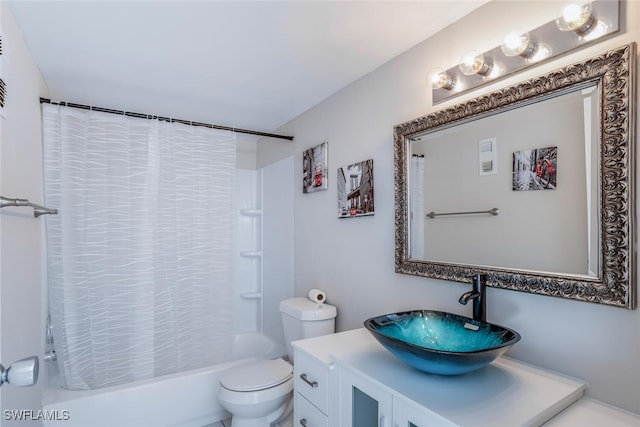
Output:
[{"xmin": 39, "ymin": 98, "xmax": 294, "ymax": 141}]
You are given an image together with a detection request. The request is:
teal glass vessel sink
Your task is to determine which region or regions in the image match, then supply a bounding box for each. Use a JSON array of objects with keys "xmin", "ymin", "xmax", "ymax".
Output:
[{"xmin": 364, "ymin": 310, "xmax": 521, "ymax": 375}]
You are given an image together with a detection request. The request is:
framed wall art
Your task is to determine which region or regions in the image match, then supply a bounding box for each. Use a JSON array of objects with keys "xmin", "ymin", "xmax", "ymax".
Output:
[
  {"xmin": 337, "ymin": 159, "xmax": 374, "ymax": 218},
  {"xmin": 513, "ymin": 146, "xmax": 557, "ymax": 191},
  {"xmin": 303, "ymin": 142, "xmax": 328, "ymax": 193}
]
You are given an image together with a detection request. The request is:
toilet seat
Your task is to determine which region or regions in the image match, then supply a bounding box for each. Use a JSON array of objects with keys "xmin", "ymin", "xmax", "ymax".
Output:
[{"xmin": 220, "ymin": 358, "xmax": 292, "ymax": 392}]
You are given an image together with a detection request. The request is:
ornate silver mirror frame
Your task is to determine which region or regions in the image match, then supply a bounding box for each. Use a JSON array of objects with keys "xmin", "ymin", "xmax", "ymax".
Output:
[{"xmin": 394, "ymin": 43, "xmax": 636, "ymax": 309}]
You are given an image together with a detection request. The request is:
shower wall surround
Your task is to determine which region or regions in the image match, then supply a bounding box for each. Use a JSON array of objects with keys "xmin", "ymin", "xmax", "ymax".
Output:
[
  {"xmin": 235, "ymin": 168, "xmax": 263, "ymax": 334},
  {"xmin": 235, "ymin": 156, "xmax": 294, "ymax": 346}
]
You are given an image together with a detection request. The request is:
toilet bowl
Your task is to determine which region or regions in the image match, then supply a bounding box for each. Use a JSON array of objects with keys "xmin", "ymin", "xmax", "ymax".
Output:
[
  {"xmin": 218, "ymin": 297, "xmax": 337, "ymax": 426},
  {"xmin": 218, "ymin": 358, "xmax": 293, "ymax": 427}
]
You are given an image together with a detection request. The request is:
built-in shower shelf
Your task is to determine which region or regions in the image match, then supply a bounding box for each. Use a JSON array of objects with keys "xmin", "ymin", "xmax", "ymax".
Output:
[
  {"xmin": 240, "ymin": 250, "xmax": 262, "ymax": 258},
  {"xmin": 240, "ymin": 208, "xmax": 262, "ymax": 217},
  {"xmin": 240, "ymin": 291, "xmax": 262, "ymax": 299}
]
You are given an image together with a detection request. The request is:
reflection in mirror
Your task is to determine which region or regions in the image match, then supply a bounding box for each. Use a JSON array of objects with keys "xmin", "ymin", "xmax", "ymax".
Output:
[
  {"xmin": 408, "ymin": 86, "xmax": 600, "ymax": 277},
  {"xmin": 394, "ymin": 44, "xmax": 636, "ymax": 309}
]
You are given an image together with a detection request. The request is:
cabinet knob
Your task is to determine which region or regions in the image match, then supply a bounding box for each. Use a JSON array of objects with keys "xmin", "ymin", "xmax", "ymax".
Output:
[
  {"xmin": 299, "ymin": 418, "xmax": 308, "ymax": 426},
  {"xmin": 300, "ymin": 373, "xmax": 318, "ymax": 388}
]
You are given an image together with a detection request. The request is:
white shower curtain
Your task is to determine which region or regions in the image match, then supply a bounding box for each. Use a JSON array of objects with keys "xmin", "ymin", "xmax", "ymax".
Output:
[{"xmin": 42, "ymin": 104, "xmax": 236, "ymax": 390}]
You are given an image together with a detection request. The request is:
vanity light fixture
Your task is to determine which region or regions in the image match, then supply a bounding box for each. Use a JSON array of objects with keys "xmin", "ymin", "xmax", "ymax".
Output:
[{"xmin": 431, "ymin": 0, "xmax": 619, "ymax": 104}]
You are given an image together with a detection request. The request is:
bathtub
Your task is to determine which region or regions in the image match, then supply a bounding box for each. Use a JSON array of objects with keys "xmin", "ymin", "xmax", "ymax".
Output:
[{"xmin": 42, "ymin": 333, "xmax": 287, "ymax": 427}]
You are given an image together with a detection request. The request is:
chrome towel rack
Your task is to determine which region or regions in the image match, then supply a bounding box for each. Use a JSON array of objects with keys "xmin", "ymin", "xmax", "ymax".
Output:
[
  {"xmin": 0, "ymin": 195, "xmax": 58, "ymax": 217},
  {"xmin": 426, "ymin": 208, "xmax": 499, "ymax": 219}
]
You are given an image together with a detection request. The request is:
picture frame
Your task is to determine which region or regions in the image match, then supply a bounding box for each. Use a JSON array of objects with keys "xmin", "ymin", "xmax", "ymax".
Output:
[
  {"xmin": 337, "ymin": 159, "xmax": 374, "ymax": 218},
  {"xmin": 512, "ymin": 146, "xmax": 558, "ymax": 191},
  {"xmin": 303, "ymin": 142, "xmax": 328, "ymax": 193}
]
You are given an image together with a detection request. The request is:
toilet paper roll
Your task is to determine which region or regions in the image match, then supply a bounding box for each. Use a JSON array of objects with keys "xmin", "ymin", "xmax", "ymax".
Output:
[{"xmin": 308, "ymin": 289, "xmax": 326, "ymax": 304}]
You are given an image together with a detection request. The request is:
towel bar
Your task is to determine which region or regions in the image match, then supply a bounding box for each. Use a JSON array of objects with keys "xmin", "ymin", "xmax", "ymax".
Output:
[
  {"xmin": 426, "ymin": 208, "xmax": 499, "ymax": 219},
  {"xmin": 0, "ymin": 195, "xmax": 58, "ymax": 217}
]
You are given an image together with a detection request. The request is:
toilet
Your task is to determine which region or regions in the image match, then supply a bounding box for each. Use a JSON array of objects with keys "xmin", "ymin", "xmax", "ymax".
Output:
[{"xmin": 218, "ymin": 297, "xmax": 337, "ymax": 427}]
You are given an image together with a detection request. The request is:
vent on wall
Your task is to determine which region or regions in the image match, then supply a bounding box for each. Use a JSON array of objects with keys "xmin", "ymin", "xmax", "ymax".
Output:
[
  {"xmin": 479, "ymin": 138, "xmax": 497, "ymax": 176},
  {"xmin": 0, "ymin": 29, "xmax": 6, "ymax": 116}
]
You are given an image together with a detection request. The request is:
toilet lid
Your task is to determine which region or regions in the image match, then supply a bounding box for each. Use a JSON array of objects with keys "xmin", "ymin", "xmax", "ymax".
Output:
[{"xmin": 220, "ymin": 358, "xmax": 293, "ymax": 392}]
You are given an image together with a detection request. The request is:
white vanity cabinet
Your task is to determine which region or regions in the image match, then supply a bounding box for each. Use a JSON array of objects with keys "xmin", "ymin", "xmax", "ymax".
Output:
[
  {"xmin": 293, "ymin": 328, "xmax": 590, "ymax": 427},
  {"xmin": 339, "ymin": 363, "xmax": 457, "ymax": 427}
]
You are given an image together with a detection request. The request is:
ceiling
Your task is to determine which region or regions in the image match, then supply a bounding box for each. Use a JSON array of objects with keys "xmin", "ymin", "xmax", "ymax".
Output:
[{"xmin": 8, "ymin": 1, "xmax": 489, "ymax": 136}]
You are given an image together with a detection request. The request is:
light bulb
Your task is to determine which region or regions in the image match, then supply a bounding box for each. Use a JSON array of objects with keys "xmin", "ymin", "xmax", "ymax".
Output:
[
  {"xmin": 459, "ymin": 50, "xmax": 492, "ymax": 76},
  {"xmin": 556, "ymin": 1, "xmax": 597, "ymax": 35},
  {"xmin": 429, "ymin": 68, "xmax": 455, "ymax": 90},
  {"xmin": 501, "ymin": 31, "xmax": 537, "ymax": 58}
]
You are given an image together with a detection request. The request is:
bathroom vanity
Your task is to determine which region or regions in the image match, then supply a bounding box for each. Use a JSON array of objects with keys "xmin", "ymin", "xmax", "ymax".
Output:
[{"xmin": 292, "ymin": 328, "xmax": 638, "ymax": 426}]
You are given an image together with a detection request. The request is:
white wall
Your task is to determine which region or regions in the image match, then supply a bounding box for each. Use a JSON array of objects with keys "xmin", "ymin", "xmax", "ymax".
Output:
[
  {"xmin": 0, "ymin": 3, "xmax": 49, "ymax": 425},
  {"xmin": 258, "ymin": 0, "xmax": 640, "ymax": 413},
  {"xmin": 236, "ymin": 134, "xmax": 259, "ymax": 170}
]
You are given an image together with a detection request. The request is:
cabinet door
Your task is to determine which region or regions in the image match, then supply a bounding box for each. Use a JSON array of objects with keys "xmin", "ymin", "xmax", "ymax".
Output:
[
  {"xmin": 340, "ymin": 367, "xmax": 393, "ymax": 427},
  {"xmin": 294, "ymin": 392, "xmax": 328, "ymax": 427},
  {"xmin": 393, "ymin": 397, "xmax": 459, "ymax": 427}
]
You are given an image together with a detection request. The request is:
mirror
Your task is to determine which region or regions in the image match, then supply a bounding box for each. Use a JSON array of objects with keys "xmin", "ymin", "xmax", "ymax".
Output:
[
  {"xmin": 394, "ymin": 44, "xmax": 636, "ymax": 309},
  {"xmin": 410, "ymin": 87, "xmax": 599, "ymax": 277}
]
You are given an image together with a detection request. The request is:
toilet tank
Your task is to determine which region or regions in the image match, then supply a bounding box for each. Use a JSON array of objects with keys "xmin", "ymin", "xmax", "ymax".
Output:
[{"xmin": 280, "ymin": 297, "xmax": 337, "ymax": 362}]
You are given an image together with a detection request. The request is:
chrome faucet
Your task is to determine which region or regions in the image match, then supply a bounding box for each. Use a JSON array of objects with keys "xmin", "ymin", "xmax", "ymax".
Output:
[{"xmin": 459, "ymin": 273, "xmax": 487, "ymax": 322}]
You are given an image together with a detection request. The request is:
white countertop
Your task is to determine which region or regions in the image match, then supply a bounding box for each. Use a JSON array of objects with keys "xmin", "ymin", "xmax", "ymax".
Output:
[
  {"xmin": 295, "ymin": 328, "xmax": 588, "ymax": 427},
  {"xmin": 543, "ymin": 398, "xmax": 640, "ymax": 426},
  {"xmin": 292, "ymin": 326, "xmax": 376, "ymax": 365}
]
